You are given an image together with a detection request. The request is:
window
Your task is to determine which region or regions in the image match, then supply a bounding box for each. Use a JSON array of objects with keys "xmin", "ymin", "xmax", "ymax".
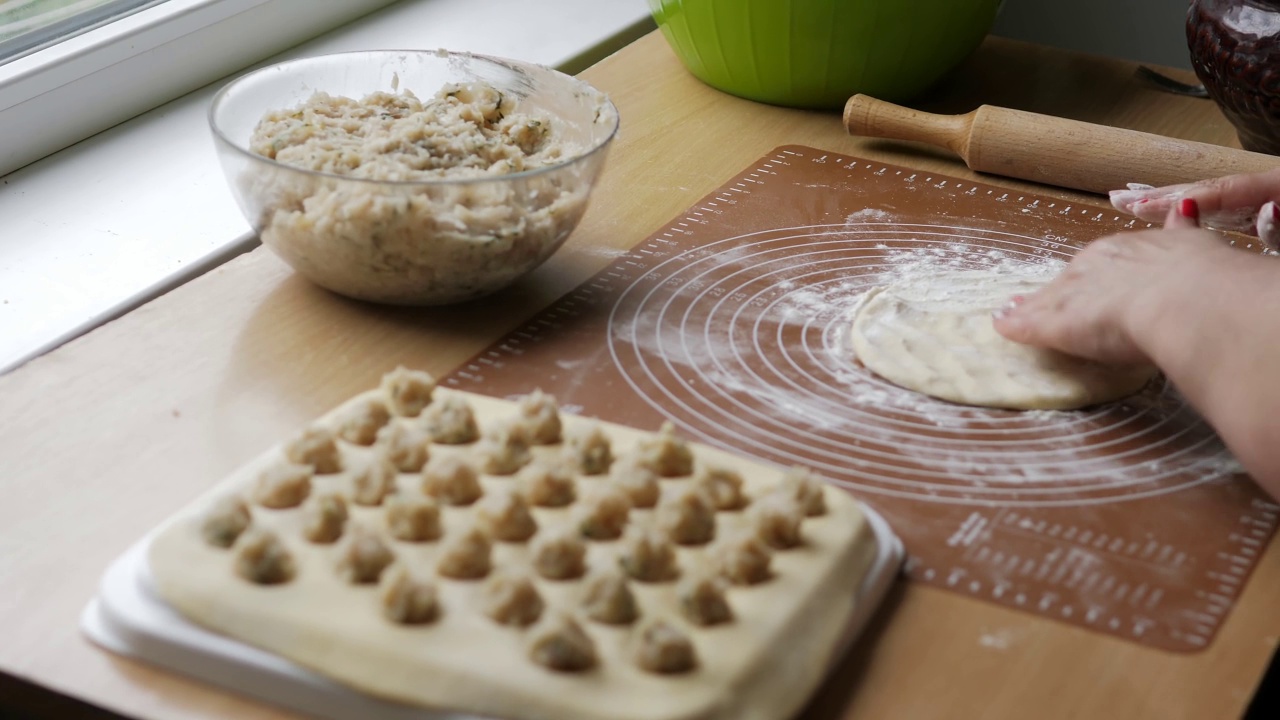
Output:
[
  {"xmin": 0, "ymin": 0, "xmax": 399, "ymax": 178},
  {"xmin": 1, "ymin": 0, "xmax": 164, "ymax": 65}
]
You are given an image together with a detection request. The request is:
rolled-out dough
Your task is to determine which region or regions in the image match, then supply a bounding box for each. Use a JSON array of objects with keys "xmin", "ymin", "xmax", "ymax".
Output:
[
  {"xmin": 849, "ymin": 271, "xmax": 1158, "ymax": 410},
  {"xmin": 147, "ymin": 386, "xmax": 881, "ymax": 720}
]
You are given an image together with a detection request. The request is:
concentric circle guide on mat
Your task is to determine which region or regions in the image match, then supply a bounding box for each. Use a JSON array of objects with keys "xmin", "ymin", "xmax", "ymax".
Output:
[{"xmin": 442, "ymin": 146, "xmax": 1280, "ymax": 652}]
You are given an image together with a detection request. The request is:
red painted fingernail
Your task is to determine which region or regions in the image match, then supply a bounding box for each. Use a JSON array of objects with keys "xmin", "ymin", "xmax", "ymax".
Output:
[
  {"xmin": 993, "ymin": 296, "xmax": 1024, "ymax": 321},
  {"xmin": 1136, "ymin": 199, "xmax": 1150, "ymax": 205},
  {"xmin": 1179, "ymin": 198, "xmax": 1200, "ymax": 220}
]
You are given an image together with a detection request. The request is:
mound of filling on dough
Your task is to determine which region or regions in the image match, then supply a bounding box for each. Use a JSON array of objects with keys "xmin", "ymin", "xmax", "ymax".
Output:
[
  {"xmin": 576, "ymin": 484, "xmax": 632, "ymax": 540},
  {"xmin": 300, "ymin": 492, "xmax": 348, "ymax": 544},
  {"xmin": 234, "ymin": 528, "xmax": 295, "ymax": 585},
  {"xmin": 352, "ymin": 455, "xmax": 397, "ymax": 506},
  {"xmin": 476, "ymin": 488, "xmax": 538, "ymax": 542},
  {"xmin": 696, "ymin": 466, "xmax": 748, "ymax": 511},
  {"xmin": 335, "ymin": 525, "xmax": 396, "ymax": 584},
  {"xmin": 422, "ymin": 455, "xmax": 483, "ymax": 506},
  {"xmin": 380, "ymin": 564, "xmax": 440, "ymax": 625},
  {"xmin": 253, "ymin": 461, "xmax": 312, "ymax": 509},
  {"xmin": 518, "ymin": 460, "xmax": 577, "ymax": 507},
  {"xmin": 377, "ymin": 421, "xmax": 431, "ymax": 473},
  {"xmin": 475, "ymin": 418, "xmax": 533, "ymax": 475},
  {"xmin": 609, "ymin": 455, "xmax": 660, "ymax": 509},
  {"xmin": 385, "ymin": 495, "xmax": 442, "ymax": 542},
  {"xmin": 285, "ymin": 426, "xmax": 342, "ymax": 473},
  {"xmin": 528, "ymin": 612, "xmax": 597, "ymax": 672},
  {"xmin": 752, "ymin": 494, "xmax": 805, "ymax": 550},
  {"xmin": 530, "ymin": 528, "xmax": 587, "ymax": 580},
  {"xmin": 436, "ymin": 525, "xmax": 492, "ymax": 579},
  {"xmin": 515, "ymin": 389, "xmax": 562, "ymax": 445},
  {"xmin": 201, "ymin": 495, "xmax": 251, "ymax": 548},
  {"xmin": 581, "ymin": 569, "xmax": 639, "ymax": 625},
  {"xmin": 634, "ymin": 619, "xmax": 697, "ymax": 674},
  {"xmin": 657, "ymin": 487, "xmax": 716, "ymax": 546},
  {"xmin": 482, "ymin": 569, "xmax": 545, "ymax": 627},
  {"xmin": 421, "ymin": 396, "xmax": 480, "ymax": 444},
  {"xmin": 678, "ymin": 571, "xmax": 733, "ymax": 626},
  {"xmin": 634, "ymin": 422, "xmax": 695, "ymax": 477},
  {"xmin": 380, "ymin": 366, "xmax": 436, "ymax": 417},
  {"xmin": 618, "ymin": 524, "xmax": 678, "ymax": 582},
  {"xmin": 561, "ymin": 422, "xmax": 613, "ymax": 475},
  {"xmin": 337, "ymin": 398, "xmax": 392, "ymax": 446},
  {"xmin": 716, "ymin": 530, "xmax": 772, "ymax": 585}
]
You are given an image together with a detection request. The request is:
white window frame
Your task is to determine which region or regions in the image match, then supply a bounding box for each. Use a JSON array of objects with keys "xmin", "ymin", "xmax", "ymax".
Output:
[{"xmin": 0, "ymin": 0, "xmax": 399, "ymax": 177}]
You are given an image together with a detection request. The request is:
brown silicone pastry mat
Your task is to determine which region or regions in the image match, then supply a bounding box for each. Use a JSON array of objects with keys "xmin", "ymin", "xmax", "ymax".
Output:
[{"xmin": 441, "ymin": 145, "xmax": 1280, "ymax": 652}]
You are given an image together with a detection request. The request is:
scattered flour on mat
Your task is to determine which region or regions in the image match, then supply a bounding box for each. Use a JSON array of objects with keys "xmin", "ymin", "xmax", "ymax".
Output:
[
  {"xmin": 786, "ymin": 248, "xmax": 1236, "ymax": 483},
  {"xmin": 977, "ymin": 628, "xmax": 1020, "ymax": 650},
  {"xmin": 846, "ymin": 208, "xmax": 898, "ymax": 224},
  {"xmin": 613, "ymin": 242, "xmax": 1242, "ymax": 486}
]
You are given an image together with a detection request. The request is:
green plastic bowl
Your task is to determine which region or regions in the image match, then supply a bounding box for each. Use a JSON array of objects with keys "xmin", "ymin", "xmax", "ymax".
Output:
[{"xmin": 648, "ymin": 0, "xmax": 1003, "ymax": 109}]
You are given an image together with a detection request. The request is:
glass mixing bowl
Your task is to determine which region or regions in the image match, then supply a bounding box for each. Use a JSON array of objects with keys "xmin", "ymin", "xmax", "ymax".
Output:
[{"xmin": 209, "ymin": 50, "xmax": 619, "ymax": 305}]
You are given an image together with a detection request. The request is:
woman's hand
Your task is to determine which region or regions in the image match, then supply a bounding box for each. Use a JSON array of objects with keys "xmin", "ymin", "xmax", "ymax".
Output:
[
  {"xmin": 1109, "ymin": 167, "xmax": 1280, "ymax": 250},
  {"xmin": 993, "ymin": 200, "xmax": 1226, "ymax": 365},
  {"xmin": 995, "ymin": 198, "xmax": 1280, "ymax": 499}
]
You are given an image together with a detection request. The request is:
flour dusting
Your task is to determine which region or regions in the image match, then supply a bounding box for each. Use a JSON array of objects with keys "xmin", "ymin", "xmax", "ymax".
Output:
[
  {"xmin": 977, "ymin": 628, "xmax": 1019, "ymax": 650},
  {"xmin": 610, "ymin": 235, "xmax": 1241, "ymax": 497},
  {"xmin": 845, "ymin": 208, "xmax": 897, "ymax": 224}
]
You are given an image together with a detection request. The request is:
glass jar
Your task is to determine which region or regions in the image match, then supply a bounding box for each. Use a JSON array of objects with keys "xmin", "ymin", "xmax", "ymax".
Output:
[{"xmin": 1188, "ymin": 0, "xmax": 1280, "ymax": 154}]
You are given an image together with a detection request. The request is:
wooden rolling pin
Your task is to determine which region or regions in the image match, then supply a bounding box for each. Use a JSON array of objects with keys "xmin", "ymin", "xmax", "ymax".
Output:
[{"xmin": 843, "ymin": 94, "xmax": 1280, "ymax": 194}]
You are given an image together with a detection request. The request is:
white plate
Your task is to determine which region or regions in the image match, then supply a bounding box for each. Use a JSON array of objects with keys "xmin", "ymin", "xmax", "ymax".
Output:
[{"xmin": 82, "ymin": 503, "xmax": 904, "ymax": 720}]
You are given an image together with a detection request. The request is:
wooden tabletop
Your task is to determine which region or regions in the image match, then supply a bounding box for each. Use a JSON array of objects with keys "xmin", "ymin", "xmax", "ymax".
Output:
[{"xmin": 1, "ymin": 30, "xmax": 1276, "ymax": 720}]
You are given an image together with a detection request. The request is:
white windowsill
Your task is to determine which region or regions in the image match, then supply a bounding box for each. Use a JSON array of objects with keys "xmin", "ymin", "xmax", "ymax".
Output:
[
  {"xmin": 0, "ymin": 0, "xmax": 401, "ymax": 177},
  {"xmin": 0, "ymin": 0, "xmax": 655, "ymax": 374}
]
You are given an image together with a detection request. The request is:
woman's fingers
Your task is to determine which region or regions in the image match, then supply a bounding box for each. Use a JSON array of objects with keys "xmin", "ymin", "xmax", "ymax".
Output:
[
  {"xmin": 1111, "ymin": 169, "xmax": 1279, "ymax": 215},
  {"xmin": 991, "ymin": 293, "xmax": 1038, "ymax": 344},
  {"xmin": 1109, "ymin": 182, "xmax": 1194, "ymax": 214},
  {"xmin": 1185, "ymin": 167, "xmax": 1280, "ymax": 216},
  {"xmin": 1105, "ymin": 167, "xmax": 1280, "ymax": 235},
  {"xmin": 1108, "ymin": 168, "xmax": 1280, "ymax": 235}
]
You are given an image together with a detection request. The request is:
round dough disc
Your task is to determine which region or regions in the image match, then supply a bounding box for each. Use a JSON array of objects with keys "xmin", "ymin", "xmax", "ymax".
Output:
[{"xmin": 849, "ymin": 271, "xmax": 1158, "ymax": 410}]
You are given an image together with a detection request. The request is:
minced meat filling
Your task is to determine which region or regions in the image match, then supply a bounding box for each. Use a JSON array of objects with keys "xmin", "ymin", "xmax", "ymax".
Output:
[{"xmin": 250, "ymin": 85, "xmax": 567, "ymax": 182}]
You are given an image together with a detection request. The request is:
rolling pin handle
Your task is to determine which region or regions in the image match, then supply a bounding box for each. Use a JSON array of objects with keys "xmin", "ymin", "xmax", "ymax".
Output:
[{"xmin": 843, "ymin": 95, "xmax": 975, "ymax": 159}]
